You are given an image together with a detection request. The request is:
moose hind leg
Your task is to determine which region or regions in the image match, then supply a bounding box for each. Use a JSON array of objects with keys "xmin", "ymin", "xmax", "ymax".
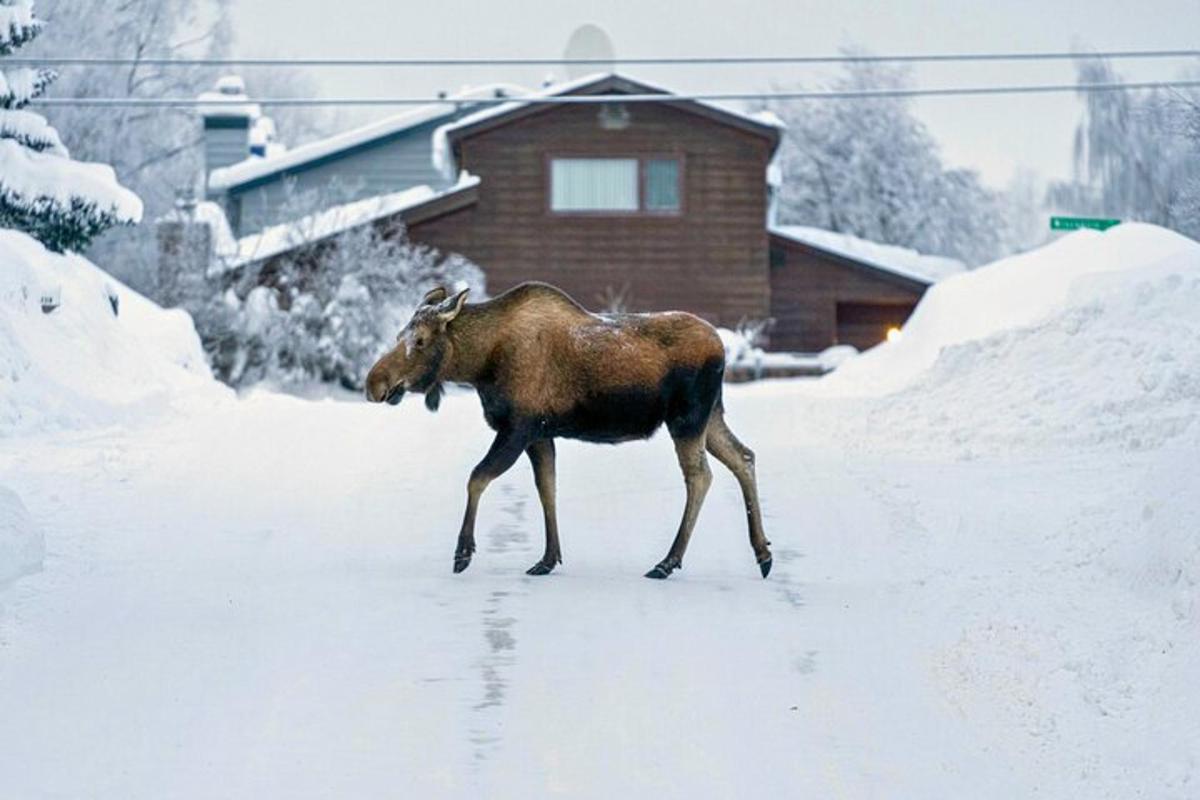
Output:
[
  {"xmin": 525, "ymin": 439, "xmax": 562, "ymax": 576},
  {"xmin": 706, "ymin": 411, "xmax": 773, "ymax": 578},
  {"xmin": 646, "ymin": 435, "xmax": 713, "ymax": 579},
  {"xmin": 455, "ymin": 427, "xmax": 529, "ymax": 574}
]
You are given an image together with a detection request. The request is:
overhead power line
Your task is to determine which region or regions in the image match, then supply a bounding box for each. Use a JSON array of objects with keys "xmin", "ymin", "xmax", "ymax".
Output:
[
  {"xmin": 6, "ymin": 48, "xmax": 1200, "ymax": 68},
  {"xmin": 31, "ymin": 80, "xmax": 1200, "ymax": 108}
]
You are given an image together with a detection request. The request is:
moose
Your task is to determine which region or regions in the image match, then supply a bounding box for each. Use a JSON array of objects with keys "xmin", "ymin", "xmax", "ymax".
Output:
[{"xmin": 365, "ymin": 282, "xmax": 772, "ymax": 580}]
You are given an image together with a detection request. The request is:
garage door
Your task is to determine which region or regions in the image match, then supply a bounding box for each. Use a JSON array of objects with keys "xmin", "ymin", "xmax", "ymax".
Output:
[{"xmin": 836, "ymin": 302, "xmax": 918, "ymax": 350}]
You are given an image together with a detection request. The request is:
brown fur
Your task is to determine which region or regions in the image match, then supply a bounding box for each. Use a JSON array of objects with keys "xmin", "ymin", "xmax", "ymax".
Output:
[{"xmin": 366, "ymin": 281, "xmax": 771, "ymax": 579}]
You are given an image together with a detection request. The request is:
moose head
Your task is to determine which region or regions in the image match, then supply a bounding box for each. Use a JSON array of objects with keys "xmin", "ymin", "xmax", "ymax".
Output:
[{"xmin": 365, "ymin": 286, "xmax": 469, "ymax": 410}]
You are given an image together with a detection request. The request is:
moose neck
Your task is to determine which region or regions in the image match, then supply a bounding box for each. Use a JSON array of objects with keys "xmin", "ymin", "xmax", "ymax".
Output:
[{"xmin": 443, "ymin": 305, "xmax": 501, "ymax": 385}]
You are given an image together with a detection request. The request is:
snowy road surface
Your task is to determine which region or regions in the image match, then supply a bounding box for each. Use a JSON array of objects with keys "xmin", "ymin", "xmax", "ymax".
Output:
[{"xmin": 2, "ymin": 384, "xmax": 1195, "ymax": 798}]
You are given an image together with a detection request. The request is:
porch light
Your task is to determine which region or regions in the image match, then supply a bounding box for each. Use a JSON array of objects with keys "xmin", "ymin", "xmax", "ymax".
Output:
[{"xmin": 886, "ymin": 327, "xmax": 902, "ymax": 343}]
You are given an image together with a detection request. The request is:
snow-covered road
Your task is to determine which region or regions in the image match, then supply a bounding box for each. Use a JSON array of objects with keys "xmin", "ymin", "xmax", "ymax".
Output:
[{"xmin": 2, "ymin": 385, "xmax": 1194, "ymax": 798}]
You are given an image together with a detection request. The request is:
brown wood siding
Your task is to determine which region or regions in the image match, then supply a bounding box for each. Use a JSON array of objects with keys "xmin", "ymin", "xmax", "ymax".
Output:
[
  {"xmin": 769, "ymin": 236, "xmax": 928, "ymax": 352},
  {"xmin": 402, "ymin": 102, "xmax": 774, "ymax": 327}
]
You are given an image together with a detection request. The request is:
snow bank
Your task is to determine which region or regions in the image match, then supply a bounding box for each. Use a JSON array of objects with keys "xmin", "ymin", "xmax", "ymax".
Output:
[
  {"xmin": 813, "ymin": 223, "xmax": 1200, "ymax": 453},
  {"xmin": 0, "ymin": 485, "xmax": 43, "ymax": 587},
  {"xmin": 0, "ymin": 230, "xmax": 227, "ymax": 434}
]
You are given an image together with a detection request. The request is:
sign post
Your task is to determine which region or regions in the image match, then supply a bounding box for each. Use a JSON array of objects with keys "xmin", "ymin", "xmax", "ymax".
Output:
[{"xmin": 1050, "ymin": 216, "xmax": 1121, "ymax": 232}]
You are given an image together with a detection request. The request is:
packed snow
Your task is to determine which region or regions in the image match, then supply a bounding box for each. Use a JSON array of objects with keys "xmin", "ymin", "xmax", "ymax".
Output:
[
  {"xmin": 771, "ymin": 223, "xmax": 966, "ymax": 284},
  {"xmin": 0, "ymin": 484, "xmax": 43, "ymax": 587},
  {"xmin": 0, "ymin": 224, "xmax": 1197, "ymax": 798}
]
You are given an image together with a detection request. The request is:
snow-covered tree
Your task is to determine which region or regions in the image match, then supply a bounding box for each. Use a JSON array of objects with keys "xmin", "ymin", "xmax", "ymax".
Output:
[
  {"xmin": 1052, "ymin": 58, "xmax": 1200, "ymax": 238},
  {"xmin": 25, "ymin": 0, "xmax": 339, "ymax": 292},
  {"xmin": 0, "ymin": 0, "xmax": 141, "ymax": 252},
  {"xmin": 763, "ymin": 56, "xmax": 1006, "ymax": 265},
  {"xmin": 193, "ymin": 199, "xmax": 487, "ymax": 391}
]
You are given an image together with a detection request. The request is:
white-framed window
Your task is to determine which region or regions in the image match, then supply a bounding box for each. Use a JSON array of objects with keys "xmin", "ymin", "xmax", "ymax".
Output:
[
  {"xmin": 549, "ymin": 157, "xmax": 682, "ymax": 214},
  {"xmin": 551, "ymin": 158, "xmax": 638, "ymax": 212}
]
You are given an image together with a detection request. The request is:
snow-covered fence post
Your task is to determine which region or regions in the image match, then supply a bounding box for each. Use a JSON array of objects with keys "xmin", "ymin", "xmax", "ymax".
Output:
[{"xmin": 156, "ymin": 192, "xmax": 214, "ymax": 310}]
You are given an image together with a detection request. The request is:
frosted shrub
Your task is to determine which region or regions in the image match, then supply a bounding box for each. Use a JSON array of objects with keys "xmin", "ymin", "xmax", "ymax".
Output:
[{"xmin": 197, "ymin": 221, "xmax": 486, "ymax": 391}]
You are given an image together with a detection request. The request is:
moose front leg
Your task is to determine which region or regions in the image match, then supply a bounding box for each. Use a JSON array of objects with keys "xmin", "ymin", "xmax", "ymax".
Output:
[
  {"xmin": 525, "ymin": 438, "xmax": 561, "ymax": 576},
  {"xmin": 454, "ymin": 426, "xmax": 530, "ymax": 574}
]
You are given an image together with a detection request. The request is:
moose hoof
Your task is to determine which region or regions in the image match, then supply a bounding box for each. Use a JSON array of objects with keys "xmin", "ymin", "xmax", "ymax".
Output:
[
  {"xmin": 453, "ymin": 554, "xmax": 473, "ymax": 574},
  {"xmin": 758, "ymin": 556, "xmax": 773, "ymax": 579},
  {"xmin": 525, "ymin": 560, "xmax": 556, "ymax": 576},
  {"xmin": 644, "ymin": 559, "xmax": 679, "ymax": 580}
]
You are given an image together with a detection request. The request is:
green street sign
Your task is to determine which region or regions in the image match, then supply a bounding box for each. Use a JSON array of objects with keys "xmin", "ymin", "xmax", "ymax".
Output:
[{"xmin": 1050, "ymin": 216, "xmax": 1121, "ymax": 231}]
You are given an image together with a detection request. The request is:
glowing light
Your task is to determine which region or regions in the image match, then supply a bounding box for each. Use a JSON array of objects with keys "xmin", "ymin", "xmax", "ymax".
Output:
[{"xmin": 886, "ymin": 327, "xmax": 902, "ymax": 343}]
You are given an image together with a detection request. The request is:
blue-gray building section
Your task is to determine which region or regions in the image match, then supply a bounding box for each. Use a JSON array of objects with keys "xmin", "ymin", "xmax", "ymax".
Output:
[{"xmin": 214, "ymin": 116, "xmax": 463, "ymax": 237}]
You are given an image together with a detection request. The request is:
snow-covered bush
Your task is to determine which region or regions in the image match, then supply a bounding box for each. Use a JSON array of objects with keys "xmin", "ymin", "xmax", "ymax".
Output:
[
  {"xmin": 196, "ymin": 221, "xmax": 486, "ymax": 391},
  {"xmin": 0, "ymin": 0, "xmax": 141, "ymax": 252}
]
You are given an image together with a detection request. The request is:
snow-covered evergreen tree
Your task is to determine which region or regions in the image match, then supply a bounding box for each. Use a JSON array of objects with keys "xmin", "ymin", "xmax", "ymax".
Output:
[{"xmin": 0, "ymin": 0, "xmax": 141, "ymax": 252}]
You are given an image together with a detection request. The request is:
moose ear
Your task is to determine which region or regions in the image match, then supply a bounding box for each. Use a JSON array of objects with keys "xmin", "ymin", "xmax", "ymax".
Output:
[
  {"xmin": 437, "ymin": 288, "xmax": 469, "ymax": 323},
  {"xmin": 421, "ymin": 286, "xmax": 448, "ymax": 306}
]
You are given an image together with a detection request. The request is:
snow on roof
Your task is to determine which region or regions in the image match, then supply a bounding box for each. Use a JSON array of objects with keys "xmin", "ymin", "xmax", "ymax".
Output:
[
  {"xmin": 208, "ymin": 83, "xmax": 525, "ymax": 192},
  {"xmin": 196, "ymin": 74, "xmax": 260, "ymax": 120},
  {"xmin": 432, "ymin": 72, "xmax": 786, "ymax": 180},
  {"xmin": 770, "ymin": 225, "xmax": 965, "ymax": 285},
  {"xmin": 220, "ymin": 172, "xmax": 480, "ymax": 272}
]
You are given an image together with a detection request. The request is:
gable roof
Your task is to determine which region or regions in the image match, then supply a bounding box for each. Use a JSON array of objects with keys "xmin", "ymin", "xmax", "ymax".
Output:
[
  {"xmin": 433, "ymin": 72, "xmax": 784, "ymax": 178},
  {"xmin": 769, "ymin": 224, "xmax": 965, "ymax": 290},
  {"xmin": 208, "ymin": 83, "xmax": 525, "ymax": 193}
]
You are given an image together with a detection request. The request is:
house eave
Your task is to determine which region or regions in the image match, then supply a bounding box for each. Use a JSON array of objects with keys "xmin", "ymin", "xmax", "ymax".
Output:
[{"xmin": 768, "ymin": 230, "xmax": 933, "ymax": 293}]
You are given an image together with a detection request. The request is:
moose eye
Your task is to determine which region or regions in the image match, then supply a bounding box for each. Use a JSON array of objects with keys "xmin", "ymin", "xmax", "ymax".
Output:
[{"xmin": 413, "ymin": 336, "xmax": 426, "ymax": 349}]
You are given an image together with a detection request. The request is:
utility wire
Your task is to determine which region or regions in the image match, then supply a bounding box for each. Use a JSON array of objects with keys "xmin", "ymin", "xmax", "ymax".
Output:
[
  {"xmin": 31, "ymin": 80, "xmax": 1200, "ymax": 107},
  {"xmin": 6, "ymin": 48, "xmax": 1200, "ymax": 68}
]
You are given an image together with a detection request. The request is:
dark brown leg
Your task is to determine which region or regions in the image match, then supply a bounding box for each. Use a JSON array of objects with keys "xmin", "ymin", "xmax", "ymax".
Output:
[
  {"xmin": 706, "ymin": 410, "xmax": 773, "ymax": 577},
  {"xmin": 455, "ymin": 426, "xmax": 529, "ymax": 574},
  {"xmin": 646, "ymin": 434, "xmax": 713, "ymax": 579},
  {"xmin": 525, "ymin": 439, "xmax": 562, "ymax": 576}
]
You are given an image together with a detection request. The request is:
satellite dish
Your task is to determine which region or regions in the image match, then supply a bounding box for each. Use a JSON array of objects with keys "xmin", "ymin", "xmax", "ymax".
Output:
[{"xmin": 563, "ymin": 23, "xmax": 616, "ymax": 79}]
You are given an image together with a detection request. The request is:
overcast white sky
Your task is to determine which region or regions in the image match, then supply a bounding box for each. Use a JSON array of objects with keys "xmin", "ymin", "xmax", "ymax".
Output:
[{"xmin": 230, "ymin": 0, "xmax": 1199, "ymax": 188}]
